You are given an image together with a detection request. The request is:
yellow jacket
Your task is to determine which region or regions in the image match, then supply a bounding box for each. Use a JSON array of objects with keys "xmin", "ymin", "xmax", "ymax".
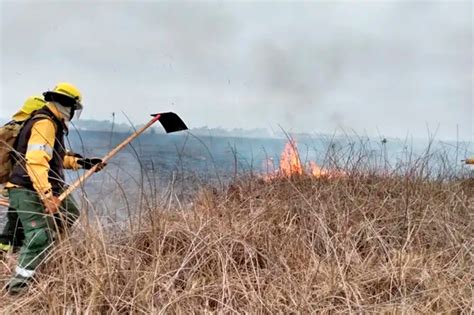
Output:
[{"xmin": 7, "ymin": 103, "xmax": 81, "ymax": 199}]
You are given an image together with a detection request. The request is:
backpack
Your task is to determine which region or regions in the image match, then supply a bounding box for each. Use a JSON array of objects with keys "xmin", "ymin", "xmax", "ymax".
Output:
[
  {"xmin": 0, "ymin": 113, "xmax": 51, "ymax": 184},
  {"xmin": 0, "ymin": 120, "xmax": 24, "ymax": 183}
]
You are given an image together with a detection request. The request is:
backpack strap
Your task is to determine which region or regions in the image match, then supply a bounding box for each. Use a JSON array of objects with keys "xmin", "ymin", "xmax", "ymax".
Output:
[{"xmin": 30, "ymin": 113, "xmax": 55, "ymax": 123}]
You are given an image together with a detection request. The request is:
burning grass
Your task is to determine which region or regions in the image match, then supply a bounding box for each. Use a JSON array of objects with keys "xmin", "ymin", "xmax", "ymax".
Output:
[
  {"xmin": 1, "ymin": 172, "xmax": 472, "ymax": 313},
  {"xmin": 263, "ymin": 138, "xmax": 346, "ymax": 180}
]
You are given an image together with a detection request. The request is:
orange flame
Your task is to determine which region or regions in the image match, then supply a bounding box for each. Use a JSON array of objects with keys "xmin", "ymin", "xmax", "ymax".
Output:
[
  {"xmin": 279, "ymin": 139, "xmax": 304, "ymax": 176},
  {"xmin": 263, "ymin": 138, "xmax": 345, "ymax": 180}
]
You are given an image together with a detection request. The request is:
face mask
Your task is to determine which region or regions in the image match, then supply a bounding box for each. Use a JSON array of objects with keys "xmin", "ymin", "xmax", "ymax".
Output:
[{"xmin": 54, "ymin": 102, "xmax": 73, "ymax": 121}]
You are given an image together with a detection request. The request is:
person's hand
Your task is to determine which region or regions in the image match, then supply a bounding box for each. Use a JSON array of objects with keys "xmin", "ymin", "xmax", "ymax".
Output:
[
  {"xmin": 464, "ymin": 158, "xmax": 474, "ymax": 165},
  {"xmin": 78, "ymin": 157, "xmax": 106, "ymax": 172},
  {"xmin": 43, "ymin": 196, "xmax": 61, "ymax": 214}
]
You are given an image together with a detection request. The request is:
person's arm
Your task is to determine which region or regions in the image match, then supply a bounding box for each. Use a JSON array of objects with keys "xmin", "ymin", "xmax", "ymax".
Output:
[{"xmin": 25, "ymin": 119, "xmax": 56, "ymax": 199}]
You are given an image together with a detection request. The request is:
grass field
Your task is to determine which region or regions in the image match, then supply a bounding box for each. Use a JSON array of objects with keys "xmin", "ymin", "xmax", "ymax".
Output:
[{"xmin": 1, "ymin": 169, "xmax": 472, "ymax": 313}]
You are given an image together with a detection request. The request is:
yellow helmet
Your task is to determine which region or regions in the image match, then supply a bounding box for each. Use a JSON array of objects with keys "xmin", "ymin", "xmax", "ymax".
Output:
[
  {"xmin": 44, "ymin": 82, "xmax": 83, "ymax": 110},
  {"xmin": 12, "ymin": 95, "xmax": 47, "ymax": 122}
]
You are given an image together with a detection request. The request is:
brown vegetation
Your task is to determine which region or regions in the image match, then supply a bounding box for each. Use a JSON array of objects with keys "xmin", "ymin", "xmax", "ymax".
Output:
[{"xmin": 1, "ymin": 174, "xmax": 473, "ymax": 313}]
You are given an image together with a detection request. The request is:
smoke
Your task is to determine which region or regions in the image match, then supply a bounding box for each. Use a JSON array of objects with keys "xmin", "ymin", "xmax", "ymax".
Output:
[{"xmin": 0, "ymin": 1, "xmax": 472, "ymax": 140}]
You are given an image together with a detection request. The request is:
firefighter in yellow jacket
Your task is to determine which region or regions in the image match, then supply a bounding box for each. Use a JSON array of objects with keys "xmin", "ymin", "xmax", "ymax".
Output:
[
  {"xmin": 0, "ymin": 95, "xmax": 48, "ymax": 252},
  {"xmin": 4, "ymin": 83, "xmax": 105, "ymax": 294}
]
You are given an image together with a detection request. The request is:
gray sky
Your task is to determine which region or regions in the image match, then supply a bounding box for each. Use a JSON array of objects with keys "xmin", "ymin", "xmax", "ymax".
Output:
[{"xmin": 1, "ymin": 0, "xmax": 472, "ymax": 140}]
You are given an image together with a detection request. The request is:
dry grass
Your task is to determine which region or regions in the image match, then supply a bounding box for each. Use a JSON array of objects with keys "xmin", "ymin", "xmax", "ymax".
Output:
[{"xmin": 1, "ymin": 173, "xmax": 473, "ymax": 313}]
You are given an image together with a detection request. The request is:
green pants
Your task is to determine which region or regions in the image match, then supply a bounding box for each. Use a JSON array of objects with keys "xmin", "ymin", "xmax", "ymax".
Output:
[{"xmin": 8, "ymin": 188, "xmax": 80, "ymax": 271}]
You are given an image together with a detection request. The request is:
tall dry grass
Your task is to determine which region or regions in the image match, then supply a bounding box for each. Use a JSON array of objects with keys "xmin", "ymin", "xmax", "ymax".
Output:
[{"xmin": 1, "ymin": 171, "xmax": 472, "ymax": 313}]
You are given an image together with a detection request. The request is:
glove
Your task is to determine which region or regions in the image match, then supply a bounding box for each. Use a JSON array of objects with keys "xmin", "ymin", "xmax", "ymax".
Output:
[
  {"xmin": 464, "ymin": 158, "xmax": 474, "ymax": 165},
  {"xmin": 77, "ymin": 157, "xmax": 106, "ymax": 172},
  {"xmin": 43, "ymin": 196, "xmax": 61, "ymax": 214}
]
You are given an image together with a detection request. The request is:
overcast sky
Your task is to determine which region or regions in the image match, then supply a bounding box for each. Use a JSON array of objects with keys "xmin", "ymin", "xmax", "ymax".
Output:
[{"xmin": 1, "ymin": 1, "xmax": 472, "ymax": 140}]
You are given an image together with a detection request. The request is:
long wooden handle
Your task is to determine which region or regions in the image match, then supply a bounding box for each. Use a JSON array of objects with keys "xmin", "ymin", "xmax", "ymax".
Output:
[{"xmin": 58, "ymin": 114, "xmax": 161, "ymax": 201}]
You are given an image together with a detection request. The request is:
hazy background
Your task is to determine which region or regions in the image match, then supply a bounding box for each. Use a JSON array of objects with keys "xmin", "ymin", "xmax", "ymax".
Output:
[{"xmin": 1, "ymin": 0, "xmax": 472, "ymax": 141}]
